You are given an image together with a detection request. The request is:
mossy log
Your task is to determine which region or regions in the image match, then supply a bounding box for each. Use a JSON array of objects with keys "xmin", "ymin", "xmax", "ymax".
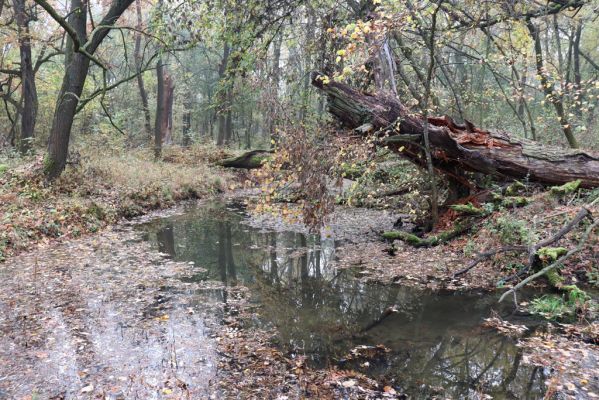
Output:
[
  {"xmin": 218, "ymin": 149, "xmax": 273, "ymax": 169},
  {"xmin": 311, "ymin": 72, "xmax": 599, "ymax": 189},
  {"xmin": 449, "ymin": 203, "xmax": 487, "ymax": 216},
  {"xmin": 382, "ymin": 222, "xmax": 473, "ymax": 247}
]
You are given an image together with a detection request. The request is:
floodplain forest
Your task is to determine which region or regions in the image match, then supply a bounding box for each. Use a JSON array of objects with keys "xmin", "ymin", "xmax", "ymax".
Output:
[{"xmin": 0, "ymin": 0, "xmax": 598, "ymax": 398}]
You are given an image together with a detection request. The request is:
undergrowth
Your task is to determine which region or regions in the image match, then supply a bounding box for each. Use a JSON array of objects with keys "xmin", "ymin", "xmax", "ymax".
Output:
[{"xmin": 0, "ymin": 145, "xmax": 229, "ymax": 261}]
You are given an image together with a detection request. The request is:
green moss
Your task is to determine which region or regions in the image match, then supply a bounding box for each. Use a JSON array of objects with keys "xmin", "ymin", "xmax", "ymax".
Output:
[
  {"xmin": 502, "ymin": 196, "xmax": 529, "ymax": 207},
  {"xmin": 550, "ymin": 179, "xmax": 582, "ymax": 196},
  {"xmin": 505, "ymin": 181, "xmax": 526, "ymax": 196},
  {"xmin": 449, "ymin": 203, "xmax": 486, "ymax": 216},
  {"xmin": 43, "ymin": 155, "xmax": 55, "ymax": 175},
  {"xmin": 340, "ymin": 162, "xmax": 366, "ymax": 179},
  {"xmin": 383, "ymin": 223, "xmax": 472, "ymax": 247},
  {"xmin": 545, "ymin": 268, "xmax": 564, "ymax": 288},
  {"xmin": 250, "ymin": 155, "xmax": 269, "ymax": 166},
  {"xmin": 537, "ymin": 247, "xmax": 568, "ymax": 262},
  {"xmin": 489, "ymin": 192, "xmax": 529, "ymax": 208},
  {"xmin": 0, "ymin": 164, "xmax": 7, "ymax": 175}
]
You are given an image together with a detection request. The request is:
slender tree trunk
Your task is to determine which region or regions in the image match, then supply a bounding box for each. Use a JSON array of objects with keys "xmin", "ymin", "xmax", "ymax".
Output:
[
  {"xmin": 224, "ymin": 91, "xmax": 233, "ymax": 145},
  {"xmin": 268, "ymin": 33, "xmax": 282, "ymax": 147},
  {"xmin": 163, "ymin": 73, "xmax": 174, "ymax": 144},
  {"xmin": 216, "ymin": 42, "xmax": 230, "ymax": 146},
  {"xmin": 526, "ymin": 20, "xmax": 578, "ymax": 148},
  {"xmin": 134, "ymin": 0, "xmax": 152, "ymax": 138},
  {"xmin": 422, "ymin": 6, "xmax": 440, "ymax": 226},
  {"xmin": 572, "ymin": 22, "xmax": 583, "ymax": 118},
  {"xmin": 154, "ymin": 58, "xmax": 165, "ymax": 159},
  {"xmin": 182, "ymin": 92, "xmax": 192, "ymax": 147},
  {"xmin": 12, "ymin": 0, "xmax": 37, "ymax": 154}
]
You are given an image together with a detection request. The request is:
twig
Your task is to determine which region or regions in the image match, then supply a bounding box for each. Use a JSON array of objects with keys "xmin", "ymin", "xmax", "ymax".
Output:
[
  {"xmin": 453, "ymin": 246, "xmax": 526, "ymax": 277},
  {"xmin": 499, "ymin": 219, "xmax": 598, "ymax": 303},
  {"xmin": 455, "ymin": 208, "xmax": 593, "ymax": 287}
]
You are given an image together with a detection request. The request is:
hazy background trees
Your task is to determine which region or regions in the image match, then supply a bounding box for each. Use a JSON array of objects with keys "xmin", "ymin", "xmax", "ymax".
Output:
[{"xmin": 0, "ymin": 0, "xmax": 598, "ymax": 179}]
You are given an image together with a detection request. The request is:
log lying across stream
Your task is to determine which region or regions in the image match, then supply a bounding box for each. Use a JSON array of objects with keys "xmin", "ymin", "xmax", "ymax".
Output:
[
  {"xmin": 311, "ymin": 72, "xmax": 599, "ymax": 190},
  {"xmin": 219, "ymin": 149, "xmax": 273, "ymax": 169}
]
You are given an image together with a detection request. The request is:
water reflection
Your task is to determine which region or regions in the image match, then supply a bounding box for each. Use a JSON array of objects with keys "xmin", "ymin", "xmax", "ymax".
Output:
[{"xmin": 140, "ymin": 201, "xmax": 545, "ymax": 398}]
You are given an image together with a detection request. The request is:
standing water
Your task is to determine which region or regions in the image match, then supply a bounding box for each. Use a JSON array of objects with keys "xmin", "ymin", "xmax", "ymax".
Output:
[{"xmin": 139, "ymin": 200, "xmax": 546, "ymax": 399}]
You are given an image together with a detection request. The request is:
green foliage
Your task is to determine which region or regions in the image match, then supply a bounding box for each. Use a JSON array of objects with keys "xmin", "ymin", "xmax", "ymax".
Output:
[
  {"xmin": 529, "ymin": 295, "xmax": 574, "ymax": 320},
  {"xmin": 489, "ymin": 216, "xmax": 536, "ymax": 245},
  {"xmin": 463, "ymin": 239, "xmax": 476, "ymax": 257},
  {"xmin": 587, "ymin": 268, "xmax": 599, "ymax": 287},
  {"xmin": 529, "ymin": 286, "xmax": 592, "ymax": 321},
  {"xmin": 0, "ymin": 164, "xmax": 7, "ymax": 175}
]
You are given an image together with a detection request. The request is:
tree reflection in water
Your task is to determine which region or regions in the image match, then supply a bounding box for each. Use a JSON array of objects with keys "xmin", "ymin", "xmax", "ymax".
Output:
[{"xmin": 142, "ymin": 201, "xmax": 545, "ymax": 398}]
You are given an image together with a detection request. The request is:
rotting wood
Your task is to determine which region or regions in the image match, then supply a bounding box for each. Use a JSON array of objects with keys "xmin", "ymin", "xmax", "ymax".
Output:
[
  {"xmin": 219, "ymin": 149, "xmax": 273, "ymax": 169},
  {"xmin": 311, "ymin": 72, "xmax": 599, "ymax": 190}
]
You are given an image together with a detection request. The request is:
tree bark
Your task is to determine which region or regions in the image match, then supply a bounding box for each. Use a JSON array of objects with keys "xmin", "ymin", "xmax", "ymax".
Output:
[
  {"xmin": 311, "ymin": 72, "xmax": 599, "ymax": 189},
  {"xmin": 12, "ymin": 0, "xmax": 37, "ymax": 154},
  {"xmin": 43, "ymin": 0, "xmax": 135, "ymax": 180},
  {"xmin": 526, "ymin": 19, "xmax": 578, "ymax": 148},
  {"xmin": 45, "ymin": 0, "xmax": 90, "ymax": 179},
  {"xmin": 133, "ymin": 0, "xmax": 152, "ymax": 138},
  {"xmin": 219, "ymin": 149, "xmax": 272, "ymax": 169},
  {"xmin": 182, "ymin": 91, "xmax": 192, "ymax": 147},
  {"xmin": 216, "ymin": 42, "xmax": 230, "ymax": 146},
  {"xmin": 163, "ymin": 73, "xmax": 174, "ymax": 145},
  {"xmin": 154, "ymin": 58, "xmax": 165, "ymax": 159}
]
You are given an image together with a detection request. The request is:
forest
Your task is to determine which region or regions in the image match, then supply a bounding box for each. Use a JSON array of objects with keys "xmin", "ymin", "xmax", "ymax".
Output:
[{"xmin": 0, "ymin": 0, "xmax": 598, "ymax": 398}]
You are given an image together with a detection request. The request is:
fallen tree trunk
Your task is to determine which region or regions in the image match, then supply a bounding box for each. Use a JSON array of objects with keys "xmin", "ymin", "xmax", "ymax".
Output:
[
  {"xmin": 311, "ymin": 72, "xmax": 599, "ymax": 189},
  {"xmin": 219, "ymin": 149, "xmax": 273, "ymax": 169}
]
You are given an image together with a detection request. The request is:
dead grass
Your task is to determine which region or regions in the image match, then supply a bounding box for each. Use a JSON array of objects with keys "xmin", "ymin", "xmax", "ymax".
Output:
[{"xmin": 0, "ymin": 145, "xmax": 232, "ymax": 261}]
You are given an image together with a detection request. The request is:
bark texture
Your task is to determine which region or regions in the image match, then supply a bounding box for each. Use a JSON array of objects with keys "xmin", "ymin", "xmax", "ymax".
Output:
[
  {"xmin": 311, "ymin": 72, "xmax": 599, "ymax": 189},
  {"xmin": 12, "ymin": 0, "xmax": 37, "ymax": 154},
  {"xmin": 219, "ymin": 149, "xmax": 273, "ymax": 169}
]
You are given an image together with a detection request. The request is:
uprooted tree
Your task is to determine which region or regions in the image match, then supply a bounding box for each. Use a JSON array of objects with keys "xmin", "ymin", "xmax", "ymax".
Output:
[{"xmin": 310, "ymin": 72, "xmax": 599, "ymax": 195}]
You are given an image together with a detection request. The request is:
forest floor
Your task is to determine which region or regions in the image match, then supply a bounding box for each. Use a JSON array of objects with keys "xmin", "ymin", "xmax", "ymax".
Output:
[
  {"xmin": 1, "ymin": 149, "xmax": 598, "ymax": 399},
  {"xmin": 0, "ymin": 145, "xmax": 233, "ymax": 261}
]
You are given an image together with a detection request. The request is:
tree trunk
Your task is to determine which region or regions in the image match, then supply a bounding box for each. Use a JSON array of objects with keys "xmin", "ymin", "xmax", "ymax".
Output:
[
  {"xmin": 216, "ymin": 42, "xmax": 230, "ymax": 146},
  {"xmin": 45, "ymin": 0, "xmax": 90, "ymax": 180},
  {"xmin": 219, "ymin": 149, "xmax": 272, "ymax": 169},
  {"xmin": 134, "ymin": 0, "xmax": 152, "ymax": 138},
  {"xmin": 12, "ymin": 0, "xmax": 37, "ymax": 154},
  {"xmin": 182, "ymin": 92, "xmax": 192, "ymax": 147},
  {"xmin": 311, "ymin": 72, "xmax": 599, "ymax": 189},
  {"xmin": 268, "ymin": 33, "xmax": 282, "ymax": 147},
  {"xmin": 154, "ymin": 58, "xmax": 165, "ymax": 159},
  {"xmin": 43, "ymin": 0, "xmax": 135, "ymax": 180},
  {"xmin": 527, "ymin": 20, "xmax": 578, "ymax": 148},
  {"xmin": 224, "ymin": 91, "xmax": 233, "ymax": 145},
  {"xmin": 163, "ymin": 73, "xmax": 174, "ymax": 145}
]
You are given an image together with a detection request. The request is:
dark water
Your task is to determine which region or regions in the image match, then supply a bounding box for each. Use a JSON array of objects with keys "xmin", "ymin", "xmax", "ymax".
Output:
[{"xmin": 138, "ymin": 200, "xmax": 547, "ymax": 399}]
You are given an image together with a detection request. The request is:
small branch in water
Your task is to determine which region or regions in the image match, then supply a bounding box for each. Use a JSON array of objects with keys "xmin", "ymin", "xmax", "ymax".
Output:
[{"xmin": 360, "ymin": 306, "xmax": 399, "ymax": 333}]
